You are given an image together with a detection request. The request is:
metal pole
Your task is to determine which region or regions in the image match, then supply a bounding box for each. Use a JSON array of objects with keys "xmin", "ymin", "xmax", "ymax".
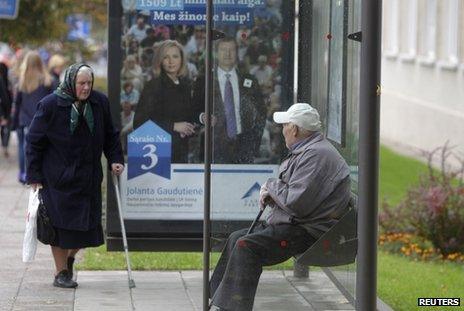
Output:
[
  {"xmin": 107, "ymin": 1, "xmax": 122, "ymax": 128},
  {"xmin": 203, "ymin": 0, "xmax": 214, "ymax": 310},
  {"xmin": 356, "ymin": 0, "xmax": 382, "ymax": 310},
  {"xmin": 106, "ymin": 0, "xmax": 124, "ymax": 244},
  {"xmin": 293, "ymin": 0, "xmax": 312, "ymax": 280},
  {"xmin": 297, "ymin": 0, "xmax": 312, "ymax": 103}
]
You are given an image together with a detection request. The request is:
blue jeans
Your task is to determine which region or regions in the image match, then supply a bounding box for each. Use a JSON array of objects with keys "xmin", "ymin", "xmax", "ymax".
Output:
[{"xmin": 16, "ymin": 127, "xmax": 28, "ymax": 182}]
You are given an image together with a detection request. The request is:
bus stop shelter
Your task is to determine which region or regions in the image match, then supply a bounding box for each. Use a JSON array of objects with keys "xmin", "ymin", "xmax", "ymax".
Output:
[{"xmin": 105, "ymin": 0, "xmax": 381, "ymax": 310}]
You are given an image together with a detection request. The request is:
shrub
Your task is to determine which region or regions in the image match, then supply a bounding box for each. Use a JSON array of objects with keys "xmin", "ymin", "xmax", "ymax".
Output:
[{"xmin": 380, "ymin": 144, "xmax": 464, "ymax": 256}]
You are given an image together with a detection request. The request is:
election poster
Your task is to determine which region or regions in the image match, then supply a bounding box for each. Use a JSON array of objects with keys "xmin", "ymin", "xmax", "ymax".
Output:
[{"xmin": 118, "ymin": 0, "xmax": 294, "ymax": 220}]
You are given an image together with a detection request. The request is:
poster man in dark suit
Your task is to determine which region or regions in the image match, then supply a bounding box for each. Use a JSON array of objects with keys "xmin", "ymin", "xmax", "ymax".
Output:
[{"xmin": 193, "ymin": 37, "xmax": 266, "ymax": 164}]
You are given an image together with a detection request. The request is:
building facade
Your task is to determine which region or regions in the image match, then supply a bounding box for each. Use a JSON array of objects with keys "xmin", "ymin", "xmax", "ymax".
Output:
[{"xmin": 381, "ymin": 0, "xmax": 464, "ymax": 164}]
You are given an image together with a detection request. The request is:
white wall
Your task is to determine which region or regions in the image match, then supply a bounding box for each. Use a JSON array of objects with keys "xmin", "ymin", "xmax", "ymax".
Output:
[{"xmin": 380, "ymin": 0, "xmax": 464, "ymax": 165}]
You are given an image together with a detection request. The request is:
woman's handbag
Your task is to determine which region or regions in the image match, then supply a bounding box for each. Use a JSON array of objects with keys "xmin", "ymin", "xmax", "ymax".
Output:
[{"xmin": 36, "ymin": 191, "xmax": 56, "ymax": 245}]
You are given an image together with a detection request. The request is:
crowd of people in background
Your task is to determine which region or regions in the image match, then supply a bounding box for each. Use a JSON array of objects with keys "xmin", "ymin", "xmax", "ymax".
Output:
[
  {"xmin": 0, "ymin": 45, "xmax": 67, "ymax": 183},
  {"xmin": 120, "ymin": 0, "xmax": 288, "ymax": 164}
]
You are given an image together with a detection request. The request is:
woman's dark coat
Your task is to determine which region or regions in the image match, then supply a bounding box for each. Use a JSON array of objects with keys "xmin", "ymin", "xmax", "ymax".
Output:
[
  {"xmin": 0, "ymin": 64, "xmax": 11, "ymax": 119},
  {"xmin": 26, "ymin": 90, "xmax": 123, "ymax": 231},
  {"xmin": 133, "ymin": 73, "xmax": 196, "ymax": 163},
  {"xmin": 0, "ymin": 76, "xmax": 11, "ymax": 119},
  {"xmin": 13, "ymin": 85, "xmax": 54, "ymax": 129}
]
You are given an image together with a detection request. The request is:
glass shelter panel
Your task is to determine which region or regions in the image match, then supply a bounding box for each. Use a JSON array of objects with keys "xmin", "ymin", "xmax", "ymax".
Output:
[
  {"xmin": 310, "ymin": 0, "xmax": 361, "ymax": 302},
  {"xmin": 209, "ymin": 0, "xmax": 360, "ymax": 310}
]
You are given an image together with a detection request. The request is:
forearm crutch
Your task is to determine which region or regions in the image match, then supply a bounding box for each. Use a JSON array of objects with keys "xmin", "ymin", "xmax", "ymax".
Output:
[{"xmin": 112, "ymin": 173, "xmax": 136, "ymax": 289}]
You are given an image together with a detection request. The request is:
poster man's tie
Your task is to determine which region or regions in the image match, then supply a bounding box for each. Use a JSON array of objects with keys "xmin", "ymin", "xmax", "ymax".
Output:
[{"xmin": 224, "ymin": 73, "xmax": 237, "ymax": 138}]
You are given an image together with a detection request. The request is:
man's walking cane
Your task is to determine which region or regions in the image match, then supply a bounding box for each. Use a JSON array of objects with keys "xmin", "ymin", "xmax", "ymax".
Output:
[
  {"xmin": 112, "ymin": 173, "xmax": 136, "ymax": 289},
  {"xmin": 247, "ymin": 207, "xmax": 266, "ymax": 235}
]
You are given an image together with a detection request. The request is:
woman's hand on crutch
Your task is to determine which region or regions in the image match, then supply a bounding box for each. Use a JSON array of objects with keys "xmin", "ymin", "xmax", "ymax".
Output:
[{"xmin": 111, "ymin": 163, "xmax": 125, "ymax": 176}]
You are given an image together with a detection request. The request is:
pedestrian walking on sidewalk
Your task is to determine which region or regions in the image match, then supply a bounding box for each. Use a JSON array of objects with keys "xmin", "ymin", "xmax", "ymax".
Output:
[
  {"xmin": 0, "ymin": 62, "xmax": 12, "ymax": 158},
  {"xmin": 48, "ymin": 54, "xmax": 67, "ymax": 85},
  {"xmin": 12, "ymin": 51, "xmax": 54, "ymax": 183},
  {"xmin": 26, "ymin": 63, "xmax": 124, "ymax": 288}
]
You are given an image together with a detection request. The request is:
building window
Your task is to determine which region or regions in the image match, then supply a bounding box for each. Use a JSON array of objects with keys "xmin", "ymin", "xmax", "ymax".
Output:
[
  {"xmin": 438, "ymin": 0, "xmax": 459, "ymax": 70},
  {"xmin": 418, "ymin": 0, "xmax": 437, "ymax": 66},
  {"xmin": 383, "ymin": 0, "xmax": 399, "ymax": 58},
  {"xmin": 399, "ymin": 0, "xmax": 418, "ymax": 62}
]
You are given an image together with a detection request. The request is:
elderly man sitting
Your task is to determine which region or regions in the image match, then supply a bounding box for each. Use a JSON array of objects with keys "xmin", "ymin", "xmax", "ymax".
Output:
[{"xmin": 210, "ymin": 103, "xmax": 352, "ymax": 311}]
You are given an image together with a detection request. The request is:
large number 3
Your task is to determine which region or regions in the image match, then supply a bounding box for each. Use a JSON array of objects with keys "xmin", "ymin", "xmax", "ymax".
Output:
[{"xmin": 141, "ymin": 144, "xmax": 158, "ymax": 170}]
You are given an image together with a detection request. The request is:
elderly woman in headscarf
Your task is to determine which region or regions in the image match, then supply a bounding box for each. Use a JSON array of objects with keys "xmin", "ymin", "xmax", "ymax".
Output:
[{"xmin": 26, "ymin": 63, "xmax": 124, "ymax": 288}]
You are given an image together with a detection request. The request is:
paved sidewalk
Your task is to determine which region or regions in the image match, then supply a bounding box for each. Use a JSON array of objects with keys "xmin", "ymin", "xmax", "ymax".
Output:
[
  {"xmin": 72, "ymin": 270, "xmax": 353, "ymax": 311},
  {"xmin": 0, "ymin": 138, "xmax": 354, "ymax": 311}
]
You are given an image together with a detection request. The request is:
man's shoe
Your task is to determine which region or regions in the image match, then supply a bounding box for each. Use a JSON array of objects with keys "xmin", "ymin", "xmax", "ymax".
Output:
[
  {"xmin": 53, "ymin": 270, "xmax": 78, "ymax": 288},
  {"xmin": 210, "ymin": 305, "xmax": 227, "ymax": 311},
  {"xmin": 67, "ymin": 257, "xmax": 75, "ymax": 279}
]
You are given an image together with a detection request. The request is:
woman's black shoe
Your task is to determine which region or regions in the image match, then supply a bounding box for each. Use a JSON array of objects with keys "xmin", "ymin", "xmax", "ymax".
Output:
[
  {"xmin": 67, "ymin": 257, "xmax": 75, "ymax": 279},
  {"xmin": 53, "ymin": 270, "xmax": 78, "ymax": 288}
]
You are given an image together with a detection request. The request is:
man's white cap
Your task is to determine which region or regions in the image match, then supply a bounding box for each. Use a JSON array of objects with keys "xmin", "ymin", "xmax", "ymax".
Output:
[{"xmin": 273, "ymin": 103, "xmax": 321, "ymax": 131}]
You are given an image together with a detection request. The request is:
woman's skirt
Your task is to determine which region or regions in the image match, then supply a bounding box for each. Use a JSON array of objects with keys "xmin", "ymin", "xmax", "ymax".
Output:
[{"xmin": 50, "ymin": 224, "xmax": 104, "ymax": 249}]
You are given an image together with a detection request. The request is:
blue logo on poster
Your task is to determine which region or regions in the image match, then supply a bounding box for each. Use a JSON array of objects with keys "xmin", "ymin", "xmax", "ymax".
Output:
[
  {"xmin": 241, "ymin": 182, "xmax": 261, "ymax": 199},
  {"xmin": 128, "ymin": 120, "xmax": 171, "ymax": 180}
]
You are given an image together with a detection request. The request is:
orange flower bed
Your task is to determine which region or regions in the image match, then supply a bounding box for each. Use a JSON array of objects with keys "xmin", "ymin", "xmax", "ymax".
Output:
[{"xmin": 379, "ymin": 232, "xmax": 464, "ymax": 263}]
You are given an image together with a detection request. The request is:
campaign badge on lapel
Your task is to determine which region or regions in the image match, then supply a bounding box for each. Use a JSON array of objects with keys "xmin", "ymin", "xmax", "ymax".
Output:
[
  {"xmin": 128, "ymin": 120, "xmax": 171, "ymax": 180},
  {"xmin": 243, "ymin": 79, "xmax": 253, "ymax": 88}
]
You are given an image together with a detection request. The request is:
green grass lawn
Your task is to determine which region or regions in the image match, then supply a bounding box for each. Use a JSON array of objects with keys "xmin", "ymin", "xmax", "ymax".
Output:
[
  {"xmin": 78, "ymin": 248, "xmax": 220, "ymax": 270},
  {"xmin": 378, "ymin": 251, "xmax": 464, "ymax": 311},
  {"xmin": 379, "ymin": 147, "xmax": 464, "ymax": 310},
  {"xmin": 77, "ymin": 246, "xmax": 295, "ymax": 271},
  {"xmin": 379, "ymin": 145, "xmax": 428, "ymax": 206},
  {"xmin": 79, "ymin": 145, "xmax": 462, "ymax": 310}
]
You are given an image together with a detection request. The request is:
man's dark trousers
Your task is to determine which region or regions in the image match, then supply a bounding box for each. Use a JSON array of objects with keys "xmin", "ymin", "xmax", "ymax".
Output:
[{"xmin": 210, "ymin": 223, "xmax": 316, "ymax": 311}]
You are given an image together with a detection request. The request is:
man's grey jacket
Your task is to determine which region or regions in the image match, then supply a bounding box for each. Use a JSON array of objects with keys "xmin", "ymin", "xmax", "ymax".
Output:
[{"xmin": 265, "ymin": 132, "xmax": 351, "ymax": 239}]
